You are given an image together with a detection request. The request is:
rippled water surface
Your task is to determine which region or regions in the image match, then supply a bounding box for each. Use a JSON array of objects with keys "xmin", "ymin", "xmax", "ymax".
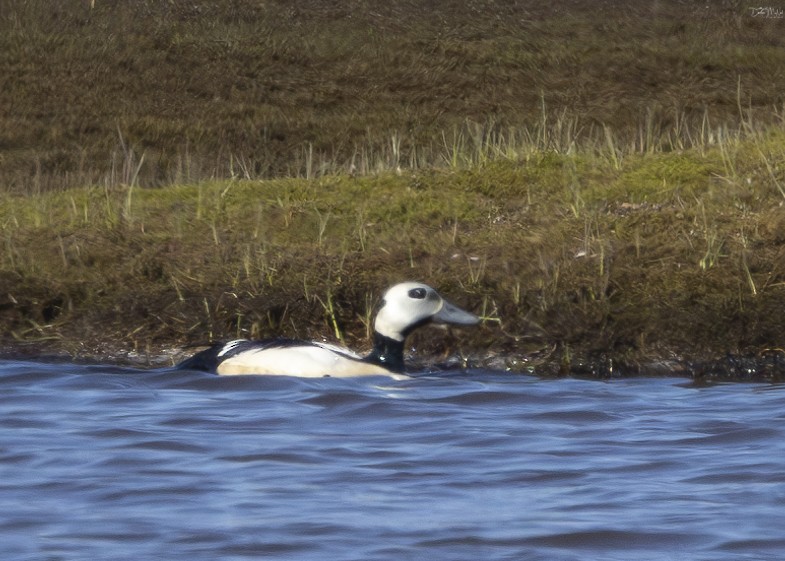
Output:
[{"xmin": 2, "ymin": 360, "xmax": 785, "ymax": 560}]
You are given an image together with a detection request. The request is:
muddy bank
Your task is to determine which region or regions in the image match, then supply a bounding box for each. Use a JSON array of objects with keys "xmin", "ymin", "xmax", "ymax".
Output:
[{"xmin": 3, "ymin": 334, "xmax": 785, "ymax": 384}]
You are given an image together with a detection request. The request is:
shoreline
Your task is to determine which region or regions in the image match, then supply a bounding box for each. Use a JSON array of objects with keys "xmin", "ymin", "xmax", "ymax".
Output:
[{"xmin": 2, "ymin": 340, "xmax": 784, "ymax": 384}]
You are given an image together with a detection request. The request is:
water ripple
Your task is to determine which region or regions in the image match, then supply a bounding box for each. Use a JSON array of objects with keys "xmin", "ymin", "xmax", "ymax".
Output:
[{"xmin": 2, "ymin": 359, "xmax": 785, "ymax": 561}]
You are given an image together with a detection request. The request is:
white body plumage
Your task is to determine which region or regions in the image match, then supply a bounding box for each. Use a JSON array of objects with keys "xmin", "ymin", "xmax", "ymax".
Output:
[{"xmin": 178, "ymin": 282, "xmax": 479, "ymax": 378}]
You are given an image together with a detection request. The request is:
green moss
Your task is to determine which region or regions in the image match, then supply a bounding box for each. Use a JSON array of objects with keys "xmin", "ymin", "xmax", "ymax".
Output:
[{"xmin": 604, "ymin": 152, "xmax": 720, "ymax": 203}]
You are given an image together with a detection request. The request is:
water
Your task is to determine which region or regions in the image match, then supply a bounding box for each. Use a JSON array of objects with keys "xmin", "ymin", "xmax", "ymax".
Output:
[{"xmin": 2, "ymin": 360, "xmax": 785, "ymax": 561}]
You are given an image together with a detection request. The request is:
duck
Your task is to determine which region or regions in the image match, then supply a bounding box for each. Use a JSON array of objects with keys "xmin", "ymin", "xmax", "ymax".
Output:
[{"xmin": 177, "ymin": 282, "xmax": 479, "ymax": 377}]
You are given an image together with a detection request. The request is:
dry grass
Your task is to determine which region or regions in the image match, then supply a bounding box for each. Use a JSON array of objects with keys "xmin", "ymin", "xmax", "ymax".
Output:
[{"xmin": 2, "ymin": 0, "xmax": 785, "ymax": 191}]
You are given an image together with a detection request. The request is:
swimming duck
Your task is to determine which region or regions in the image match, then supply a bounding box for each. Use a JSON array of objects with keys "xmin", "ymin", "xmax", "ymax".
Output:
[{"xmin": 178, "ymin": 282, "xmax": 479, "ymax": 377}]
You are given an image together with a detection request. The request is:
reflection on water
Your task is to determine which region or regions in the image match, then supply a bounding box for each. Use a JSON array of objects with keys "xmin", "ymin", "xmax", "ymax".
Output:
[{"xmin": 2, "ymin": 360, "xmax": 785, "ymax": 560}]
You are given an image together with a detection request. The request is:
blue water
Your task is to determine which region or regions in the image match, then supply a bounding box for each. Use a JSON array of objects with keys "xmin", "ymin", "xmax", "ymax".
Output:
[{"xmin": 2, "ymin": 359, "xmax": 785, "ymax": 560}]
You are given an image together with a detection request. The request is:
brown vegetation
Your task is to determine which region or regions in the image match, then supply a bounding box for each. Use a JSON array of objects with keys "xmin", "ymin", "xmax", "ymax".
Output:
[{"xmin": 2, "ymin": 1, "xmax": 785, "ymax": 380}]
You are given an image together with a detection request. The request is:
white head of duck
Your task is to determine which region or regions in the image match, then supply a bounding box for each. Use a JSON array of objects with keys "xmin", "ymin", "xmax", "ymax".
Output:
[{"xmin": 178, "ymin": 281, "xmax": 479, "ymax": 377}]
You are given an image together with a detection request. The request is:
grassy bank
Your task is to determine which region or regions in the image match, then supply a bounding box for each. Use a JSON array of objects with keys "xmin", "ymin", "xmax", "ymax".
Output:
[
  {"xmin": 2, "ymin": 1, "xmax": 785, "ymax": 379},
  {"xmin": 2, "ymin": 125, "xmax": 785, "ymax": 378}
]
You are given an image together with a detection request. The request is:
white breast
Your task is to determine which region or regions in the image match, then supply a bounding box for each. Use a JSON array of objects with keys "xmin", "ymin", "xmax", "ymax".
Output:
[{"xmin": 215, "ymin": 343, "xmax": 395, "ymax": 377}]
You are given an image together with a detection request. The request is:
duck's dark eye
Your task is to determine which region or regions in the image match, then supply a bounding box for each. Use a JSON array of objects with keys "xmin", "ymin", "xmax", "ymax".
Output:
[{"xmin": 408, "ymin": 288, "xmax": 427, "ymax": 299}]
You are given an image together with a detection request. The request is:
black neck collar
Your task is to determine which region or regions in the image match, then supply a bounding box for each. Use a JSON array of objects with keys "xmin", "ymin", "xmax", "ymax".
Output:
[{"xmin": 364, "ymin": 332, "xmax": 406, "ymax": 373}]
